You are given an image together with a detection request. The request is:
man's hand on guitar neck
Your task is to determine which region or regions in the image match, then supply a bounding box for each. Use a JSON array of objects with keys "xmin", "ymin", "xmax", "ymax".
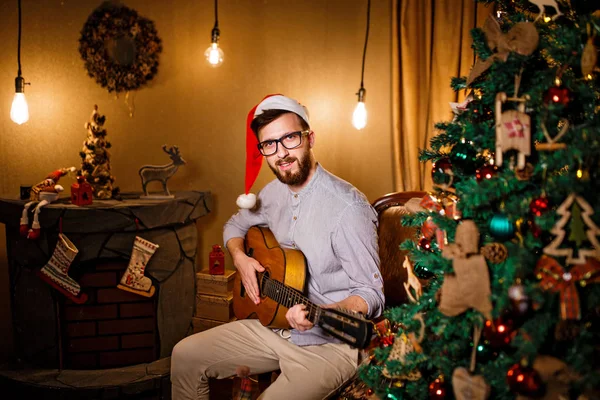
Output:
[
  {"xmin": 286, "ymin": 304, "xmax": 314, "ymax": 331},
  {"xmin": 227, "ymin": 237, "xmax": 265, "ymax": 305}
]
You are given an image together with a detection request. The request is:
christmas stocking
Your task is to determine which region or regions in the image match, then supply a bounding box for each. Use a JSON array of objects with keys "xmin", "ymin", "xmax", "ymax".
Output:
[
  {"xmin": 37, "ymin": 233, "xmax": 88, "ymax": 304},
  {"xmin": 117, "ymin": 236, "xmax": 159, "ymax": 297}
]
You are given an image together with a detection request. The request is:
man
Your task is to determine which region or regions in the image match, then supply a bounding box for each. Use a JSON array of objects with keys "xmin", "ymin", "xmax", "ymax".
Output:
[{"xmin": 171, "ymin": 94, "xmax": 384, "ymax": 399}]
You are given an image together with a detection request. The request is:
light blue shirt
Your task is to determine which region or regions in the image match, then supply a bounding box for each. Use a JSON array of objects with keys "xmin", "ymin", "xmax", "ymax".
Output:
[{"xmin": 224, "ymin": 164, "xmax": 385, "ymax": 346}]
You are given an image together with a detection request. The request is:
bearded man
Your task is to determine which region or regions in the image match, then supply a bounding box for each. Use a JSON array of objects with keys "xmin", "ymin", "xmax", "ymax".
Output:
[{"xmin": 171, "ymin": 95, "xmax": 384, "ymax": 400}]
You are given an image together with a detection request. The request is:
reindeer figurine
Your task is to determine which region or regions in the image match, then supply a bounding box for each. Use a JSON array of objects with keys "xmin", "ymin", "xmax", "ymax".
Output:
[
  {"xmin": 139, "ymin": 145, "xmax": 186, "ymax": 198},
  {"xmin": 529, "ymin": 0, "xmax": 563, "ymax": 22}
]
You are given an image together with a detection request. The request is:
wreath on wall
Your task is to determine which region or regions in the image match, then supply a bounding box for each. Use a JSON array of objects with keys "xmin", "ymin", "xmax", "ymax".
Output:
[{"xmin": 78, "ymin": 3, "xmax": 162, "ymax": 94}]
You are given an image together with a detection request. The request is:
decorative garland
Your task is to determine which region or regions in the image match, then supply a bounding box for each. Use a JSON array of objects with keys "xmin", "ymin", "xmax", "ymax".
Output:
[{"xmin": 78, "ymin": 4, "xmax": 162, "ymax": 93}]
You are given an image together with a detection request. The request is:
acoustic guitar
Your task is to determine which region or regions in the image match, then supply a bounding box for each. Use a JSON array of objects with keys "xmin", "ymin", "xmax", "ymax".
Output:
[{"xmin": 233, "ymin": 225, "xmax": 373, "ymax": 349}]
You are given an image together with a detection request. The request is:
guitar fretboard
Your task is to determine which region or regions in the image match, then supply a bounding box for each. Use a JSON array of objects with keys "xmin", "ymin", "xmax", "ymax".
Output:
[{"xmin": 260, "ymin": 274, "xmax": 321, "ymax": 323}]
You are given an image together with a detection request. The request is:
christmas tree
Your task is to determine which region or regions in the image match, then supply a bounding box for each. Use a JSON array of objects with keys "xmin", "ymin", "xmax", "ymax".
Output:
[
  {"xmin": 79, "ymin": 105, "xmax": 119, "ymax": 199},
  {"xmin": 360, "ymin": 1, "xmax": 600, "ymax": 399}
]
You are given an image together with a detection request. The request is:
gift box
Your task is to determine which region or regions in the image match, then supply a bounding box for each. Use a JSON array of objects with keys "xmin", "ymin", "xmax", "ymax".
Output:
[
  {"xmin": 196, "ymin": 268, "xmax": 236, "ymax": 296},
  {"xmin": 195, "ymin": 293, "xmax": 234, "ymax": 322}
]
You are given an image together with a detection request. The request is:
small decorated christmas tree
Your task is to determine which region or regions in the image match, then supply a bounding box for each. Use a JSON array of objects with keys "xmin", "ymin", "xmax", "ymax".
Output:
[{"xmin": 79, "ymin": 105, "xmax": 119, "ymax": 199}]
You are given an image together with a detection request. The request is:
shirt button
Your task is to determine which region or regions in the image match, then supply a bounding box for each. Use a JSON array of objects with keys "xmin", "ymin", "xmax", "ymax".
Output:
[
  {"xmin": 293, "ymin": 216, "xmax": 297, "ymax": 220},
  {"xmin": 294, "ymin": 194, "xmax": 298, "ymax": 198},
  {"xmin": 374, "ymin": 273, "xmax": 379, "ymax": 279},
  {"xmin": 292, "ymin": 242, "xmax": 296, "ymax": 248}
]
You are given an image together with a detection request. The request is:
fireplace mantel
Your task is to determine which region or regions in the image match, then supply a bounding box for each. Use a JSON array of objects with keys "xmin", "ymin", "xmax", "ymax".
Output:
[{"xmin": 0, "ymin": 191, "xmax": 212, "ymax": 368}]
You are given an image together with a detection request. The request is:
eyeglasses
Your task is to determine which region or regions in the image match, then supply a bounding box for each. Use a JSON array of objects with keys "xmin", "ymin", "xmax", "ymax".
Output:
[{"xmin": 257, "ymin": 130, "xmax": 310, "ymax": 156}]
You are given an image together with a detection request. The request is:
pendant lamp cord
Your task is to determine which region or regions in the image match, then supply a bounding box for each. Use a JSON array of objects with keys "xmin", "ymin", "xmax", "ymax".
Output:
[
  {"xmin": 213, "ymin": 0, "xmax": 219, "ymax": 30},
  {"xmin": 17, "ymin": 0, "xmax": 22, "ymax": 77},
  {"xmin": 359, "ymin": 0, "xmax": 371, "ymax": 90}
]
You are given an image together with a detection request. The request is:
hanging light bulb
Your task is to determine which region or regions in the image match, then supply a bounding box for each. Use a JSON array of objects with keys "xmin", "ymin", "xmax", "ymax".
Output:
[
  {"xmin": 204, "ymin": 0, "xmax": 224, "ymax": 68},
  {"xmin": 11, "ymin": 0, "xmax": 30, "ymax": 125},
  {"xmin": 11, "ymin": 77, "xmax": 29, "ymax": 125},
  {"xmin": 352, "ymin": 0, "xmax": 370, "ymax": 130},
  {"xmin": 352, "ymin": 88, "xmax": 367, "ymax": 130}
]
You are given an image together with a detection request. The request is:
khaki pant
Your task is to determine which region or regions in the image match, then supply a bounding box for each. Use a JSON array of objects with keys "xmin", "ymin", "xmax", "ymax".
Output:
[{"xmin": 171, "ymin": 319, "xmax": 358, "ymax": 400}]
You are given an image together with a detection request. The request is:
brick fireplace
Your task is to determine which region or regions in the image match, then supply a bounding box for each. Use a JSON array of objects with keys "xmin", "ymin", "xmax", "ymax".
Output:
[
  {"xmin": 0, "ymin": 191, "xmax": 212, "ymax": 398},
  {"xmin": 63, "ymin": 259, "xmax": 158, "ymax": 369}
]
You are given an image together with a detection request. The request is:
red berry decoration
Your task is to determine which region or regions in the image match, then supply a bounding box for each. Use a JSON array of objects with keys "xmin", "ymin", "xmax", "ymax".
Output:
[
  {"xmin": 529, "ymin": 196, "xmax": 550, "ymax": 216},
  {"xmin": 418, "ymin": 237, "xmax": 433, "ymax": 252},
  {"xmin": 483, "ymin": 317, "xmax": 515, "ymax": 348},
  {"xmin": 544, "ymin": 85, "xmax": 570, "ymax": 106},
  {"xmin": 475, "ymin": 164, "xmax": 498, "ymax": 182},
  {"xmin": 428, "ymin": 376, "xmax": 446, "ymax": 399},
  {"xmin": 506, "ymin": 363, "xmax": 545, "ymax": 397}
]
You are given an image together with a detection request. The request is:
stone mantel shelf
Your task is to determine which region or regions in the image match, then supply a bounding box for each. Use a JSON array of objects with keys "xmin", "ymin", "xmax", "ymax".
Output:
[{"xmin": 0, "ymin": 190, "xmax": 213, "ymax": 233}]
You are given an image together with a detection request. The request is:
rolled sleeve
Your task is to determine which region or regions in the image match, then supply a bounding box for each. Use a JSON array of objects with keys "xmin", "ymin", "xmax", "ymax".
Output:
[{"xmin": 333, "ymin": 203, "xmax": 385, "ymax": 319}]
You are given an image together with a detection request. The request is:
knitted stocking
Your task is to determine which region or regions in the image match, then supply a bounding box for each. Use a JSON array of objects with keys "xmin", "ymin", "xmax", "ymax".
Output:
[
  {"xmin": 117, "ymin": 236, "xmax": 159, "ymax": 297},
  {"xmin": 37, "ymin": 233, "xmax": 88, "ymax": 304}
]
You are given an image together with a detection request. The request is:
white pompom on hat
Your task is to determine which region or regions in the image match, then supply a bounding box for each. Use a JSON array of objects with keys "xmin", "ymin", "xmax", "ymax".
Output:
[{"xmin": 236, "ymin": 94, "xmax": 310, "ymax": 209}]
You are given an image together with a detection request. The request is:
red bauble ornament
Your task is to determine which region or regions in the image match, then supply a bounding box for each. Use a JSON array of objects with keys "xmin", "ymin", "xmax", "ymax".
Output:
[
  {"xmin": 483, "ymin": 318, "xmax": 515, "ymax": 348},
  {"xmin": 418, "ymin": 237, "xmax": 433, "ymax": 252},
  {"xmin": 529, "ymin": 196, "xmax": 550, "ymax": 217},
  {"xmin": 475, "ymin": 164, "xmax": 498, "ymax": 182},
  {"xmin": 506, "ymin": 363, "xmax": 545, "ymax": 397},
  {"xmin": 544, "ymin": 85, "xmax": 570, "ymax": 106},
  {"xmin": 432, "ymin": 157, "xmax": 453, "ymax": 187},
  {"xmin": 428, "ymin": 377, "xmax": 446, "ymax": 399}
]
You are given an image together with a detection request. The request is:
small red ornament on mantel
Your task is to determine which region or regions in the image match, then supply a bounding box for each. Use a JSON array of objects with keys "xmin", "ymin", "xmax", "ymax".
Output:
[
  {"xmin": 209, "ymin": 244, "xmax": 225, "ymax": 275},
  {"xmin": 70, "ymin": 175, "xmax": 93, "ymax": 206}
]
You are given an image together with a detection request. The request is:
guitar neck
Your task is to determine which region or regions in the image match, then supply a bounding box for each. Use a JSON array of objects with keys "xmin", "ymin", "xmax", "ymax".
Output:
[{"xmin": 260, "ymin": 274, "xmax": 321, "ymax": 323}]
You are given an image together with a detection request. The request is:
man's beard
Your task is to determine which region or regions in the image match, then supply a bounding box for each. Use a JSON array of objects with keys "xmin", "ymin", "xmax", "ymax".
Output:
[{"xmin": 268, "ymin": 149, "xmax": 312, "ymax": 186}]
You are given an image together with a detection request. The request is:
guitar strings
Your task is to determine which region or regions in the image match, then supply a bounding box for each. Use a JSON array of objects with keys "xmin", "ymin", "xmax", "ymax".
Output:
[{"xmin": 260, "ymin": 274, "xmax": 321, "ymax": 322}]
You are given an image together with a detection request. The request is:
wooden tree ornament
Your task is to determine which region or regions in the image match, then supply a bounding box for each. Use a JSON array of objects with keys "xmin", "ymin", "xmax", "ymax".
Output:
[
  {"xmin": 452, "ymin": 324, "xmax": 491, "ymax": 400},
  {"xmin": 495, "ymin": 92, "xmax": 531, "ymax": 169},
  {"xmin": 581, "ymin": 24, "xmax": 598, "ymax": 78},
  {"xmin": 535, "ymin": 118, "xmax": 568, "ymax": 151},
  {"xmin": 438, "ymin": 220, "xmax": 493, "ymax": 320},
  {"xmin": 403, "ymin": 256, "xmax": 423, "ymax": 303},
  {"xmin": 544, "ymin": 194, "xmax": 600, "ymax": 265}
]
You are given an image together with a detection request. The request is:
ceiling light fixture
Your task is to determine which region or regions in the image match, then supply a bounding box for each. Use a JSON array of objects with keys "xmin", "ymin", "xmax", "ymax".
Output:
[
  {"xmin": 205, "ymin": 0, "xmax": 224, "ymax": 68},
  {"xmin": 352, "ymin": 0, "xmax": 370, "ymax": 130},
  {"xmin": 11, "ymin": 0, "xmax": 30, "ymax": 125}
]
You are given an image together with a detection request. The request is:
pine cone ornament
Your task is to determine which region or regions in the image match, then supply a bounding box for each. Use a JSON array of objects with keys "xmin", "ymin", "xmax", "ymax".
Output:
[{"xmin": 481, "ymin": 243, "xmax": 508, "ymax": 263}]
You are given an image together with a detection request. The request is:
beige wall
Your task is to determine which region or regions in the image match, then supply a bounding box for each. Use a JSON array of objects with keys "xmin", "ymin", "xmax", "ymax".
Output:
[{"xmin": 0, "ymin": 0, "xmax": 394, "ymax": 360}]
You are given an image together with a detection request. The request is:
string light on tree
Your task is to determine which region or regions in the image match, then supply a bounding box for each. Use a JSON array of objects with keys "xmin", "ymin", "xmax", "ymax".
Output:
[
  {"xmin": 352, "ymin": 0, "xmax": 370, "ymax": 130},
  {"xmin": 11, "ymin": 0, "xmax": 30, "ymax": 125},
  {"xmin": 204, "ymin": 0, "xmax": 224, "ymax": 68}
]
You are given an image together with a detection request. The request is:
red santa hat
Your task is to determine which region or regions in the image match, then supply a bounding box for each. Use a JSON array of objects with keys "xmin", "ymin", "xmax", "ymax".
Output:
[{"xmin": 236, "ymin": 94, "xmax": 310, "ymax": 209}]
